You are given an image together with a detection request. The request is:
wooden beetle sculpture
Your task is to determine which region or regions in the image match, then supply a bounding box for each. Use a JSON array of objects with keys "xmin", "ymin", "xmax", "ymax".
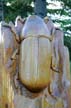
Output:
[
  {"xmin": 0, "ymin": 15, "xmax": 70, "ymax": 108},
  {"xmin": 0, "ymin": 15, "xmax": 58, "ymax": 100}
]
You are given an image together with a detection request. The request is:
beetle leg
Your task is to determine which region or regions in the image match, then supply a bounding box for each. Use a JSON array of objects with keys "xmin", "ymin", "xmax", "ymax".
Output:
[
  {"xmin": 13, "ymin": 72, "xmax": 21, "ymax": 95},
  {"xmin": 47, "ymin": 82, "xmax": 57, "ymax": 100},
  {"xmin": 13, "ymin": 72, "xmax": 20, "ymax": 90},
  {"xmin": 44, "ymin": 84, "xmax": 57, "ymax": 104},
  {"xmin": 11, "ymin": 49, "xmax": 18, "ymax": 60},
  {"xmin": 9, "ymin": 22, "xmax": 20, "ymax": 43},
  {"xmin": 11, "ymin": 49, "xmax": 21, "ymax": 94},
  {"xmin": 13, "ymin": 72, "xmax": 19, "ymax": 89},
  {"xmin": 8, "ymin": 49, "xmax": 18, "ymax": 68},
  {"xmin": 50, "ymin": 57, "xmax": 60, "ymax": 73}
]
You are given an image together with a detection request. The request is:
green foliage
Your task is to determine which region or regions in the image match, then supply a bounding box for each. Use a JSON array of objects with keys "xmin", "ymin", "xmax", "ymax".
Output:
[
  {"xmin": 4, "ymin": 0, "xmax": 33, "ymax": 22},
  {"xmin": 57, "ymin": 0, "xmax": 71, "ymax": 9},
  {"xmin": 17, "ymin": 0, "xmax": 33, "ymax": 4},
  {"xmin": 2, "ymin": 0, "xmax": 71, "ymax": 62},
  {"xmin": 64, "ymin": 36, "xmax": 71, "ymax": 61}
]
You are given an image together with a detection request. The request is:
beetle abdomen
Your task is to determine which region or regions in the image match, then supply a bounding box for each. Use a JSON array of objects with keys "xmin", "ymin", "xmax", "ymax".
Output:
[{"xmin": 19, "ymin": 37, "xmax": 51, "ymax": 93}]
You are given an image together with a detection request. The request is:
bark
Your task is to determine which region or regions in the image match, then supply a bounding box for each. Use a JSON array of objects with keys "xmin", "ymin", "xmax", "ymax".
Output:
[{"xmin": 34, "ymin": 0, "xmax": 47, "ymax": 18}]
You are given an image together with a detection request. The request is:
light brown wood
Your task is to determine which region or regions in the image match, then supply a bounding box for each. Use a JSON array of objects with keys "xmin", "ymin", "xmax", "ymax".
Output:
[
  {"xmin": 0, "ymin": 22, "xmax": 17, "ymax": 108},
  {"xmin": 19, "ymin": 15, "xmax": 52, "ymax": 92},
  {"xmin": 0, "ymin": 15, "xmax": 71, "ymax": 108}
]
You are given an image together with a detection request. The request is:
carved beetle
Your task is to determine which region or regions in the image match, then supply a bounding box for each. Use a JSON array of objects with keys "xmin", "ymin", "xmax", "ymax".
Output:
[
  {"xmin": 11, "ymin": 15, "xmax": 53, "ymax": 93},
  {"xmin": 0, "ymin": 15, "xmax": 57, "ymax": 100},
  {"xmin": 1, "ymin": 15, "xmax": 70, "ymax": 108},
  {"xmin": 0, "ymin": 15, "xmax": 70, "ymax": 108}
]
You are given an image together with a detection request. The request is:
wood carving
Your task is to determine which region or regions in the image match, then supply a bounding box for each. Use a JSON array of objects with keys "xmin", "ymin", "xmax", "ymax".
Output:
[{"xmin": 0, "ymin": 15, "xmax": 70, "ymax": 108}]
